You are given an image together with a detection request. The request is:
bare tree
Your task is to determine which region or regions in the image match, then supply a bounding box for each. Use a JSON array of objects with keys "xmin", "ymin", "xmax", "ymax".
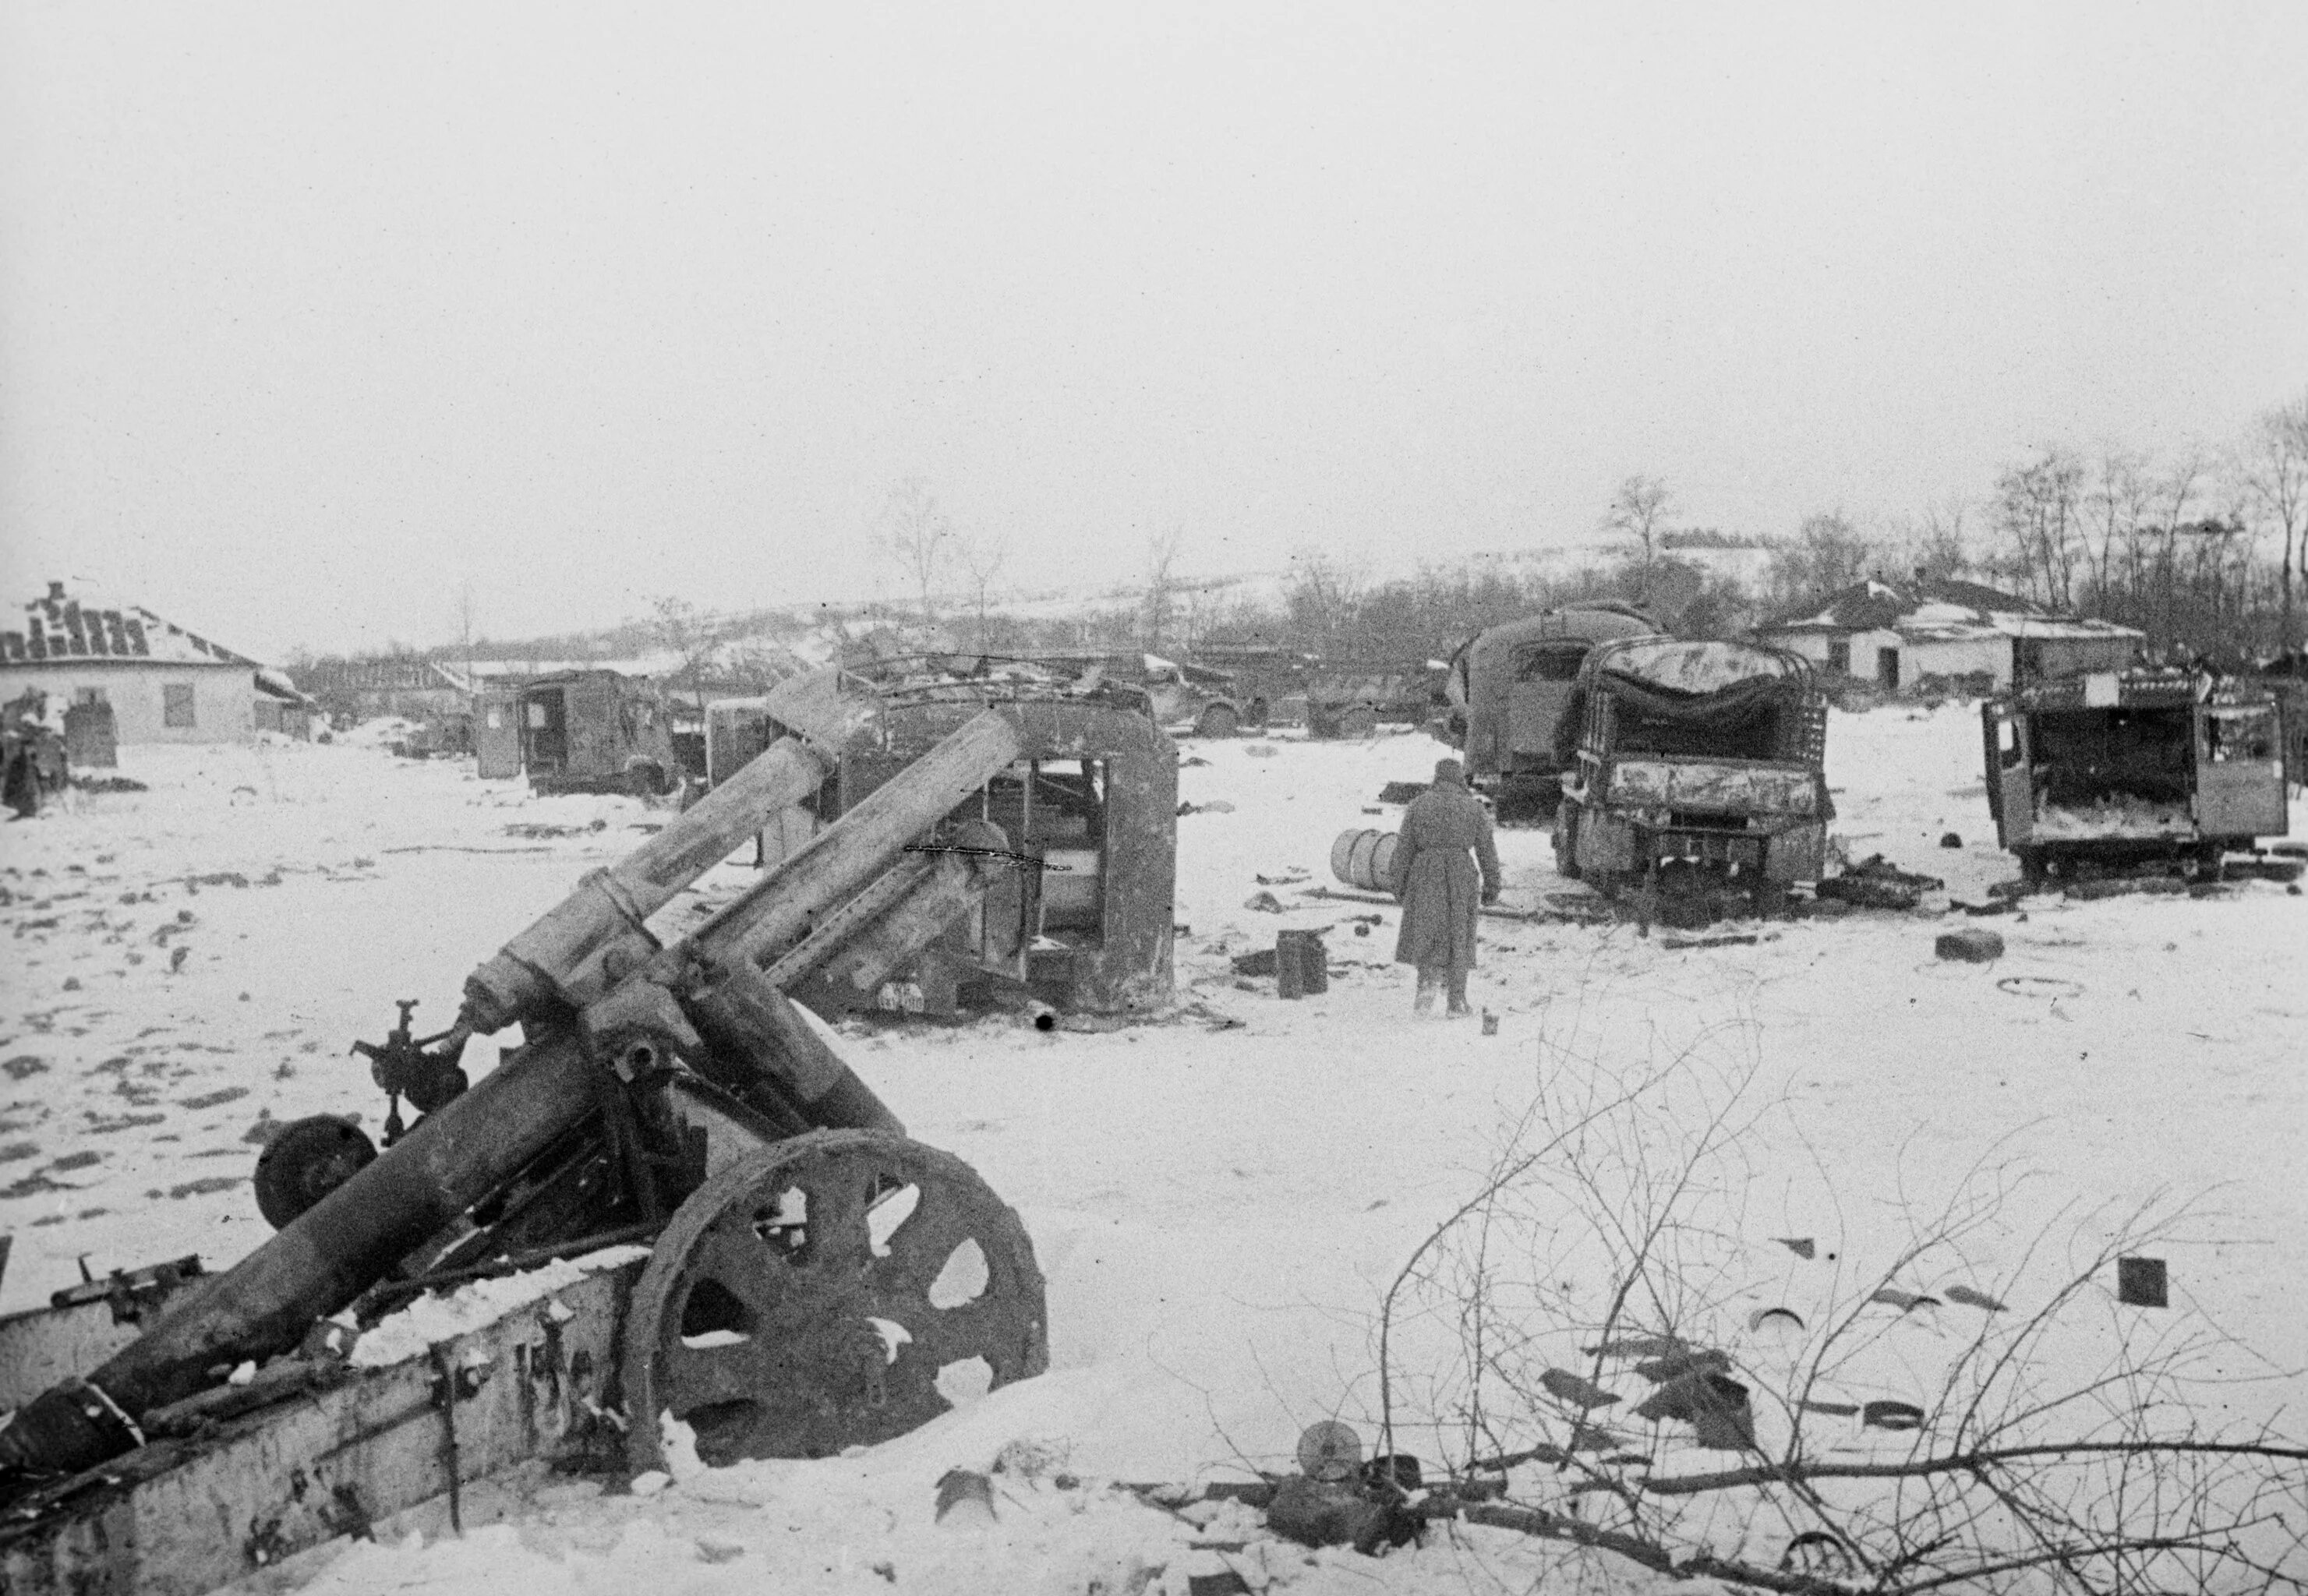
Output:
[
  {"xmin": 875, "ymin": 477, "xmax": 950, "ymax": 624},
  {"xmin": 1993, "ymin": 449, "xmax": 2087, "ymax": 609},
  {"xmin": 1142, "ymin": 526, "xmax": 1184, "ymax": 655},
  {"xmin": 1603, "ymin": 475, "xmax": 1674, "ymax": 582},
  {"xmin": 1355, "ymin": 1038, "xmax": 2308, "ymax": 1596},
  {"xmin": 1283, "ymin": 547, "xmax": 1365, "ymax": 658},
  {"xmin": 2239, "ymin": 393, "xmax": 2308, "ymax": 653},
  {"xmin": 649, "ymin": 595, "xmax": 719, "ymax": 722},
  {"xmin": 1764, "ymin": 510, "xmax": 1873, "ymax": 614},
  {"xmin": 2084, "ymin": 447, "xmax": 2153, "ymax": 605},
  {"xmin": 954, "ymin": 530, "xmax": 1011, "ymax": 651}
]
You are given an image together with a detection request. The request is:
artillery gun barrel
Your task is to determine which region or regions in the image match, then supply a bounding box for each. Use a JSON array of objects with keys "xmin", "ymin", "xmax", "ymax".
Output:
[
  {"xmin": 0, "ymin": 703, "xmax": 1022, "ymax": 1485},
  {"xmin": 692, "ymin": 708, "xmax": 1021, "ymax": 977},
  {"xmin": 460, "ymin": 671, "xmax": 875, "ymax": 1033}
]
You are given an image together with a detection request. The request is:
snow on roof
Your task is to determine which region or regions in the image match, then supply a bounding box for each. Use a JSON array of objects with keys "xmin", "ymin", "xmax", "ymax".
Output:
[
  {"xmin": 0, "ymin": 580, "xmax": 267, "ymax": 669},
  {"xmin": 1759, "ymin": 577, "xmax": 2142, "ymax": 643}
]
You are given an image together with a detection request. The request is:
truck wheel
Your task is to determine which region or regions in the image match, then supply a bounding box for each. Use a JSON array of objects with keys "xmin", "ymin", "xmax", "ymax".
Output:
[{"xmin": 1195, "ymin": 704, "xmax": 1240, "ymax": 739}]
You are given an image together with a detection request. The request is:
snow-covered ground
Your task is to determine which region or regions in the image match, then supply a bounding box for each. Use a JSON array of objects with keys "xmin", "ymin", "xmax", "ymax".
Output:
[{"xmin": 2, "ymin": 710, "xmax": 2303, "ymax": 1594}]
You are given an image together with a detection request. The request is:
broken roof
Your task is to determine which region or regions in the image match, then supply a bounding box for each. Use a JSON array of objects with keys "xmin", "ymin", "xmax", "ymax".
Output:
[
  {"xmin": 1759, "ymin": 577, "xmax": 2142, "ymax": 643},
  {"xmin": 0, "ymin": 581, "xmax": 267, "ymax": 669}
]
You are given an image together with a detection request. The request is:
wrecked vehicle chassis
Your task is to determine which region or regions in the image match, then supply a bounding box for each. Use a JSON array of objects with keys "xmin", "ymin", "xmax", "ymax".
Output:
[
  {"xmin": 0, "ymin": 673, "xmax": 1052, "ymax": 1595},
  {"xmin": 1553, "ymin": 638, "xmax": 1831, "ymax": 920}
]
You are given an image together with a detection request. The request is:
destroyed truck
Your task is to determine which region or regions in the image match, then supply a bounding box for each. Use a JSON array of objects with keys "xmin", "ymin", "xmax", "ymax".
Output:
[
  {"xmin": 1446, "ymin": 602, "xmax": 1664, "ymax": 818},
  {"xmin": 1983, "ymin": 667, "xmax": 2289, "ymax": 885},
  {"xmin": 707, "ymin": 653, "xmax": 1178, "ymax": 1016},
  {"xmin": 475, "ymin": 669, "xmax": 680, "ymax": 795},
  {"xmin": 1553, "ymin": 637, "xmax": 1831, "ymax": 916},
  {"xmin": 0, "ymin": 669, "xmax": 1072, "ymax": 1594}
]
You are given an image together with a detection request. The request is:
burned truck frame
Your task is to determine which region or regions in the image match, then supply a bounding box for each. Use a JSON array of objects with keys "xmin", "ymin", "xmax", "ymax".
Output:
[
  {"xmin": 1983, "ymin": 668, "xmax": 2289, "ymax": 885},
  {"xmin": 709, "ymin": 659, "xmax": 1178, "ymax": 1016},
  {"xmin": 1447, "ymin": 603, "xmax": 1663, "ymax": 818},
  {"xmin": 0, "ymin": 670, "xmax": 1073, "ymax": 1594},
  {"xmin": 1553, "ymin": 637, "xmax": 1831, "ymax": 916},
  {"xmin": 476, "ymin": 669, "xmax": 680, "ymax": 795}
]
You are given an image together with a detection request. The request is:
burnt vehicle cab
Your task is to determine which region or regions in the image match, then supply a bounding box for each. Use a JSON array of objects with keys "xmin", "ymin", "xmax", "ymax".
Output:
[
  {"xmin": 1983, "ymin": 669, "xmax": 2288, "ymax": 884},
  {"xmin": 475, "ymin": 669, "xmax": 680, "ymax": 795},
  {"xmin": 1448, "ymin": 603, "xmax": 1663, "ymax": 817},
  {"xmin": 707, "ymin": 655, "xmax": 1178, "ymax": 1015},
  {"xmin": 1553, "ymin": 637, "xmax": 1830, "ymax": 912}
]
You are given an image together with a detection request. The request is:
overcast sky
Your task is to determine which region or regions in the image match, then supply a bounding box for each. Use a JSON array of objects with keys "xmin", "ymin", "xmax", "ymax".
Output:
[{"xmin": 3, "ymin": 2, "xmax": 2304, "ymax": 659}]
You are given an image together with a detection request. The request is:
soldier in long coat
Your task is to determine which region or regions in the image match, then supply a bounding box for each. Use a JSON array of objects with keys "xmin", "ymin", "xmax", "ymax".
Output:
[{"xmin": 1389, "ymin": 757, "xmax": 1502, "ymax": 1015}]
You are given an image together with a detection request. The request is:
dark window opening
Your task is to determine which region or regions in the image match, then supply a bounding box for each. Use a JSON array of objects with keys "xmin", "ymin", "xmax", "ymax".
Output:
[
  {"xmin": 2031, "ymin": 708, "xmax": 2193, "ymax": 806},
  {"xmin": 162, "ymin": 683, "xmax": 196, "ymax": 728},
  {"xmin": 1826, "ymin": 640, "xmax": 1851, "ymax": 676},
  {"xmin": 1515, "ymin": 644, "xmax": 1589, "ymax": 683}
]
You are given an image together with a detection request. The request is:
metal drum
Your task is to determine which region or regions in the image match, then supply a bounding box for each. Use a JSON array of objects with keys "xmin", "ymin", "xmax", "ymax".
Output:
[
  {"xmin": 1368, "ymin": 832, "xmax": 1398, "ymax": 892},
  {"xmin": 1331, "ymin": 828, "xmax": 1370, "ymax": 885}
]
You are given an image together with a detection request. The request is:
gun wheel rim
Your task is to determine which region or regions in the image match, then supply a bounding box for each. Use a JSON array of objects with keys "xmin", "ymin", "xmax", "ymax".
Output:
[{"xmin": 623, "ymin": 1129, "xmax": 1047, "ymax": 1474}]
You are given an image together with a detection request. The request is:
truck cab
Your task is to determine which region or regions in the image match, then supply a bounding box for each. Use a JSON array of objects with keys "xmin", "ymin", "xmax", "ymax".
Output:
[{"xmin": 1448, "ymin": 603, "xmax": 1663, "ymax": 817}]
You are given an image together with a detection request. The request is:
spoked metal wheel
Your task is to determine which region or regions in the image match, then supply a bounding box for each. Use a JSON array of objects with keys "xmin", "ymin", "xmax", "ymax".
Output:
[{"xmin": 622, "ymin": 1130, "xmax": 1047, "ymax": 1472}]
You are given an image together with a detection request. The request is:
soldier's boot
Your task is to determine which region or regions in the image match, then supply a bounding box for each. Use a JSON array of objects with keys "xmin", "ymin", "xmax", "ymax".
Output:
[{"xmin": 1445, "ymin": 971, "xmax": 1473, "ymax": 1018}]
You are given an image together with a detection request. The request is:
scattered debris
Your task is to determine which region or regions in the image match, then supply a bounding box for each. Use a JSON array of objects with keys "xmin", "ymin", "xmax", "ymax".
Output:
[
  {"xmin": 2117, "ymin": 1255, "xmax": 2169, "ymax": 1308},
  {"xmin": 1868, "ymin": 1287, "xmax": 1940, "ymax": 1311},
  {"xmin": 502, "ymin": 819, "xmax": 609, "ymax": 840},
  {"xmin": 1295, "ymin": 1419, "xmax": 1363, "ymax": 1481},
  {"xmin": 1375, "ymin": 781, "xmax": 1427, "ymax": 804},
  {"xmin": 1241, "ymin": 891, "xmax": 1284, "ymax": 913},
  {"xmin": 1244, "ymin": 744, "xmax": 1278, "ymax": 759},
  {"xmin": 1939, "ymin": 832, "xmax": 1962, "ymax": 848},
  {"xmin": 1861, "ymin": 1400, "xmax": 1926, "ymax": 1431},
  {"xmin": 1773, "ymin": 1237, "xmax": 1816, "ymax": 1259},
  {"xmin": 1539, "ymin": 1368, "xmax": 1621, "ymax": 1408},
  {"xmin": 1815, "ymin": 854, "xmax": 1944, "ymax": 911},
  {"xmin": 1944, "ymin": 1284, "xmax": 2008, "ymax": 1312},
  {"xmin": 1177, "ymin": 800, "xmax": 1235, "ymax": 816},
  {"xmin": 1935, "ymin": 927, "xmax": 2005, "ymax": 962},
  {"xmin": 934, "ymin": 1468, "xmax": 997, "ymax": 1525},
  {"xmin": 1661, "ymin": 931, "xmax": 1760, "ymax": 949}
]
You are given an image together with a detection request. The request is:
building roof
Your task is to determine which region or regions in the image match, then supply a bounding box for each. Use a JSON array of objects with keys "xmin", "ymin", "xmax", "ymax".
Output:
[
  {"xmin": 1758, "ymin": 577, "xmax": 2143, "ymax": 644},
  {"xmin": 292, "ymin": 656, "xmax": 472, "ymax": 695},
  {"xmin": 1, "ymin": 580, "xmax": 266, "ymax": 669}
]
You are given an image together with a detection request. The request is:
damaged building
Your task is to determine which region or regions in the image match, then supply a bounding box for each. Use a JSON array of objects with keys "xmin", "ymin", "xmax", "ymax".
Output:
[
  {"xmin": 1755, "ymin": 576, "xmax": 2143, "ymax": 693},
  {"xmin": 0, "ymin": 581, "xmax": 310, "ymax": 745}
]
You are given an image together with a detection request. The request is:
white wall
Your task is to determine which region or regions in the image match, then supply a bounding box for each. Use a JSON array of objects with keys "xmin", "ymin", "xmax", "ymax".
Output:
[
  {"xmin": 1905, "ymin": 635, "xmax": 2014, "ymax": 687},
  {"xmin": 0, "ymin": 665, "xmax": 258, "ymax": 743}
]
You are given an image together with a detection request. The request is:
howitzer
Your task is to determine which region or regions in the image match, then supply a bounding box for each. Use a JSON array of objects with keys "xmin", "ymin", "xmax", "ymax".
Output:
[{"xmin": 0, "ymin": 673, "xmax": 1052, "ymax": 1586}]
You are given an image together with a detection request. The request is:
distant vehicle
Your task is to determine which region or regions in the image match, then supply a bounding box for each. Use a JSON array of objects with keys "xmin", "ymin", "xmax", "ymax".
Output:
[
  {"xmin": 1016, "ymin": 651, "xmax": 1252, "ymax": 738},
  {"xmin": 1189, "ymin": 643, "xmax": 1317, "ymax": 727},
  {"xmin": 1446, "ymin": 603, "xmax": 1663, "ymax": 816},
  {"xmin": 475, "ymin": 669, "xmax": 680, "ymax": 795},
  {"xmin": 1983, "ymin": 668, "xmax": 2289, "ymax": 885},
  {"xmin": 1553, "ymin": 637, "xmax": 1831, "ymax": 917},
  {"xmin": 1304, "ymin": 661, "xmax": 1445, "ymax": 740}
]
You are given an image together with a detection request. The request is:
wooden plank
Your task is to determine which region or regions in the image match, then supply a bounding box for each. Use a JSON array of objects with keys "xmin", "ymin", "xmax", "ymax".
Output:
[{"xmin": 1, "ymin": 1260, "xmax": 642, "ymax": 1596}]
